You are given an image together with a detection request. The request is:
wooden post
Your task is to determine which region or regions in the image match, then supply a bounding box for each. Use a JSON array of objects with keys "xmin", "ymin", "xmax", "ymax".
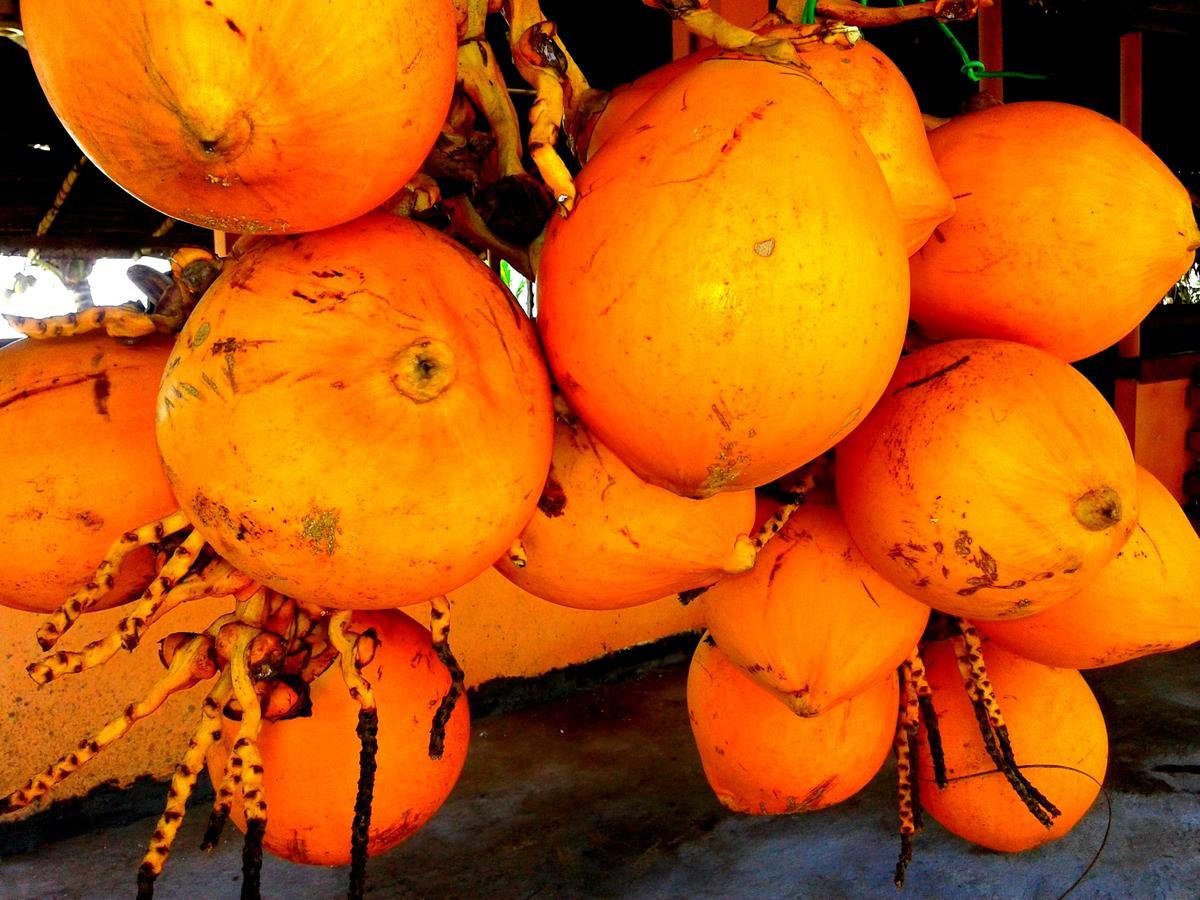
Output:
[{"xmin": 978, "ymin": 0, "xmax": 1004, "ymax": 104}]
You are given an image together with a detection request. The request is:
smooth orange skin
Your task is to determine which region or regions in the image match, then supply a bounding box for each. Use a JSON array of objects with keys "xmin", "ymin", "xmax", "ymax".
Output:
[
  {"xmin": 916, "ymin": 639, "xmax": 1108, "ymax": 853},
  {"xmin": 586, "ymin": 40, "xmax": 954, "ymax": 255},
  {"xmin": 688, "ymin": 637, "xmax": 897, "ymax": 815},
  {"xmin": 494, "ymin": 415, "xmax": 756, "ymax": 610},
  {"xmin": 910, "ymin": 101, "xmax": 1200, "ymax": 362},
  {"xmin": 836, "ymin": 339, "xmax": 1138, "ymax": 620},
  {"xmin": 978, "ymin": 465, "xmax": 1200, "ymax": 668},
  {"xmin": 0, "ymin": 334, "xmax": 178, "ymax": 613},
  {"xmin": 539, "ymin": 57, "xmax": 909, "ymax": 498},
  {"xmin": 703, "ymin": 501, "xmax": 928, "ymax": 715},
  {"xmin": 207, "ymin": 611, "xmax": 469, "ymax": 866},
  {"xmin": 22, "ymin": 1, "xmax": 457, "ymax": 234},
  {"xmin": 156, "ymin": 214, "xmax": 554, "ymax": 609}
]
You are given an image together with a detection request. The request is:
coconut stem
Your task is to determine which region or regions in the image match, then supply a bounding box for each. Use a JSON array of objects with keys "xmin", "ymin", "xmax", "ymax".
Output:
[
  {"xmin": 349, "ymin": 708, "xmax": 380, "ymax": 900},
  {"xmin": 429, "ymin": 596, "xmax": 466, "ymax": 760},
  {"xmin": 951, "ymin": 621, "xmax": 1060, "ymax": 827}
]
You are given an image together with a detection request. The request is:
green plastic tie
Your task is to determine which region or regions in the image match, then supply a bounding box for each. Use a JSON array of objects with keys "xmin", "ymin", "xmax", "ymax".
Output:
[
  {"xmin": 802, "ymin": 0, "xmax": 818, "ymax": 25},
  {"xmin": 890, "ymin": 0, "xmax": 1049, "ymax": 83}
]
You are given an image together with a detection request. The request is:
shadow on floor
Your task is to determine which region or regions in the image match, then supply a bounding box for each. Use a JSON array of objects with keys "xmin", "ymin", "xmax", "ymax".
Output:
[{"xmin": 1, "ymin": 642, "xmax": 1198, "ymax": 899}]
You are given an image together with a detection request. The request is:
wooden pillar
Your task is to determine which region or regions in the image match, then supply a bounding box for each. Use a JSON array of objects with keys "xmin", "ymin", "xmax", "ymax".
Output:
[{"xmin": 978, "ymin": 0, "xmax": 1004, "ymax": 103}]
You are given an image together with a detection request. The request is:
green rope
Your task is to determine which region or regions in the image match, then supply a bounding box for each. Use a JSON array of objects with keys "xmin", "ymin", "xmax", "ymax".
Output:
[
  {"xmin": 893, "ymin": 0, "xmax": 1049, "ymax": 83},
  {"xmin": 934, "ymin": 19, "xmax": 1050, "ymax": 82}
]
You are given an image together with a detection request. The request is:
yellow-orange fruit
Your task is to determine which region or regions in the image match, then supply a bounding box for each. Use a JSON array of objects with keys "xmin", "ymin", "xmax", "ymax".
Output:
[
  {"xmin": 22, "ymin": 1, "xmax": 457, "ymax": 234},
  {"xmin": 539, "ymin": 57, "xmax": 909, "ymax": 498},
  {"xmin": 207, "ymin": 611, "xmax": 469, "ymax": 865},
  {"xmin": 909, "ymin": 101, "xmax": 1200, "ymax": 361},
  {"xmin": 703, "ymin": 500, "xmax": 928, "ymax": 715},
  {"xmin": 978, "ymin": 465, "xmax": 1200, "ymax": 668},
  {"xmin": 688, "ymin": 636, "xmax": 897, "ymax": 815},
  {"xmin": 0, "ymin": 334, "xmax": 178, "ymax": 612},
  {"xmin": 494, "ymin": 415, "xmax": 757, "ymax": 610},
  {"xmin": 584, "ymin": 38, "xmax": 953, "ymax": 255},
  {"xmin": 837, "ymin": 339, "xmax": 1138, "ymax": 620},
  {"xmin": 916, "ymin": 639, "xmax": 1108, "ymax": 853},
  {"xmin": 157, "ymin": 213, "xmax": 554, "ymax": 609}
]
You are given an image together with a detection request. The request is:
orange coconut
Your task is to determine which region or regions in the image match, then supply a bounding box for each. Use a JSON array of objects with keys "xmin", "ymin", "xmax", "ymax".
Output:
[
  {"xmin": 156, "ymin": 213, "xmax": 554, "ymax": 609},
  {"xmin": 703, "ymin": 498, "xmax": 929, "ymax": 715},
  {"xmin": 22, "ymin": 0, "xmax": 457, "ymax": 233},
  {"xmin": 584, "ymin": 37, "xmax": 954, "ymax": 254},
  {"xmin": 207, "ymin": 611, "xmax": 469, "ymax": 865},
  {"xmin": 494, "ymin": 413, "xmax": 757, "ymax": 610},
  {"xmin": 909, "ymin": 101, "xmax": 1200, "ymax": 361},
  {"xmin": 836, "ymin": 339, "xmax": 1138, "ymax": 620},
  {"xmin": 538, "ymin": 56, "xmax": 909, "ymax": 498},
  {"xmin": 978, "ymin": 465, "xmax": 1200, "ymax": 668},
  {"xmin": 916, "ymin": 639, "xmax": 1107, "ymax": 853},
  {"xmin": 688, "ymin": 635, "xmax": 897, "ymax": 815},
  {"xmin": 0, "ymin": 333, "xmax": 178, "ymax": 612}
]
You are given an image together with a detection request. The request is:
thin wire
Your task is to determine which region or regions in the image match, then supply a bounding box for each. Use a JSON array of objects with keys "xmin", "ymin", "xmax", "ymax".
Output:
[
  {"xmin": 942, "ymin": 763, "xmax": 1112, "ymax": 899},
  {"xmin": 894, "ymin": 0, "xmax": 1049, "ymax": 81}
]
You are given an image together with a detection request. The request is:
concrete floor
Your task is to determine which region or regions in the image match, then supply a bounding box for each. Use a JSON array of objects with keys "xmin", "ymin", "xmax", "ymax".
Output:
[{"xmin": 1, "ymin": 642, "xmax": 1198, "ymax": 899}]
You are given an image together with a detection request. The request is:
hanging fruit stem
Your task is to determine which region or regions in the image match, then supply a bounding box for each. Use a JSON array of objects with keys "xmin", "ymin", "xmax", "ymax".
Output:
[
  {"xmin": 950, "ymin": 619, "xmax": 1060, "ymax": 827},
  {"xmin": 137, "ymin": 673, "xmax": 233, "ymax": 899},
  {"xmin": 893, "ymin": 654, "xmax": 924, "ymax": 888},
  {"xmin": 428, "ymin": 595, "xmax": 466, "ymax": 760},
  {"xmin": 329, "ymin": 611, "xmax": 380, "ymax": 900}
]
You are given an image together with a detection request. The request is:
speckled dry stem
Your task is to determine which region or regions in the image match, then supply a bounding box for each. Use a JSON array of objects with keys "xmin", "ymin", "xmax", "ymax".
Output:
[
  {"xmin": 428, "ymin": 595, "xmax": 466, "ymax": 760},
  {"xmin": 37, "ymin": 509, "xmax": 192, "ymax": 649},
  {"xmin": 329, "ymin": 611, "xmax": 380, "ymax": 900},
  {"xmin": 950, "ymin": 623, "xmax": 1060, "ymax": 827},
  {"xmin": 894, "ymin": 660, "xmax": 923, "ymax": 888},
  {"xmin": 907, "ymin": 646, "xmax": 947, "ymax": 788},
  {"xmin": 30, "ymin": 528, "xmax": 210, "ymax": 685},
  {"xmin": 138, "ymin": 673, "xmax": 233, "ymax": 898},
  {"xmin": 504, "ymin": 0, "xmax": 594, "ymax": 210},
  {"xmin": 1, "ymin": 635, "xmax": 215, "ymax": 815}
]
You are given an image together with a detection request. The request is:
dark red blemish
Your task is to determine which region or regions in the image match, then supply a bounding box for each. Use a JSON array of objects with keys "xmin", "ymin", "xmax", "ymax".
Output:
[
  {"xmin": 537, "ymin": 472, "xmax": 567, "ymax": 518},
  {"xmin": 92, "ymin": 372, "xmax": 111, "ymax": 417}
]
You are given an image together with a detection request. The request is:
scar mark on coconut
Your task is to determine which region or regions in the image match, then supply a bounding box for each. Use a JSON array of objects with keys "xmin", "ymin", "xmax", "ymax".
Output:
[
  {"xmin": 887, "ymin": 544, "xmax": 920, "ymax": 568},
  {"xmin": 76, "ymin": 510, "xmax": 104, "ymax": 531},
  {"xmin": 700, "ymin": 442, "xmax": 750, "ymax": 495},
  {"xmin": 618, "ymin": 526, "xmax": 641, "ymax": 549},
  {"xmin": 954, "ymin": 530, "xmax": 973, "ymax": 558},
  {"xmin": 192, "ymin": 492, "xmax": 263, "ymax": 543},
  {"xmin": 190, "ymin": 322, "xmax": 211, "ymax": 348},
  {"xmin": 767, "ymin": 553, "xmax": 786, "ymax": 589},
  {"xmin": 210, "ymin": 338, "xmax": 275, "ymax": 356},
  {"xmin": 200, "ymin": 373, "xmax": 223, "ymax": 398},
  {"xmin": 225, "ymin": 18, "xmax": 244, "ymax": 37},
  {"xmin": 894, "ymin": 356, "xmax": 971, "ymax": 395},
  {"xmin": 754, "ymin": 239, "xmax": 775, "ymax": 257},
  {"xmin": 301, "ymin": 507, "xmax": 341, "ymax": 556},
  {"xmin": 711, "ymin": 403, "xmax": 732, "ymax": 432},
  {"xmin": 859, "ymin": 579, "xmax": 880, "ymax": 607},
  {"xmin": 92, "ymin": 372, "xmax": 111, "ymax": 417},
  {"xmin": 538, "ymin": 471, "xmax": 567, "ymax": 518},
  {"xmin": 719, "ymin": 101, "xmax": 773, "ymax": 157}
]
